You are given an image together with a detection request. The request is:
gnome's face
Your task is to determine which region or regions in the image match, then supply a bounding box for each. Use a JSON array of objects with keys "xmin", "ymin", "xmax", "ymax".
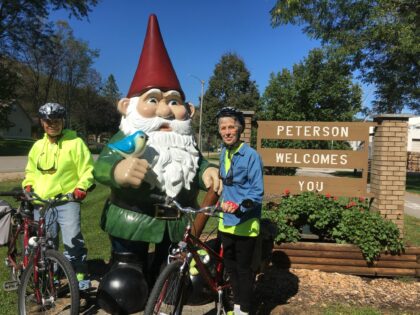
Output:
[
  {"xmin": 135, "ymin": 88, "xmax": 190, "ymax": 123},
  {"xmin": 117, "ymin": 88, "xmax": 195, "ymax": 134}
]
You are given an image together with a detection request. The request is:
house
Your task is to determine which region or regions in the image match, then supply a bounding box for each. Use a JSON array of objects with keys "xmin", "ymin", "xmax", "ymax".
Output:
[
  {"xmin": 407, "ymin": 116, "xmax": 420, "ymax": 152},
  {"xmin": 0, "ymin": 103, "xmax": 33, "ymax": 139}
]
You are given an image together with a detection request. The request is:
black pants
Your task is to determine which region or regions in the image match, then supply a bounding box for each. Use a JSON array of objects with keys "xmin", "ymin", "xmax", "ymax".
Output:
[{"xmin": 220, "ymin": 232, "xmax": 257, "ymax": 313}]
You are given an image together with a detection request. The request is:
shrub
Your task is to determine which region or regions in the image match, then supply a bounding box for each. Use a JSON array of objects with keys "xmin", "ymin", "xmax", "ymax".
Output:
[{"xmin": 262, "ymin": 191, "xmax": 404, "ymax": 262}]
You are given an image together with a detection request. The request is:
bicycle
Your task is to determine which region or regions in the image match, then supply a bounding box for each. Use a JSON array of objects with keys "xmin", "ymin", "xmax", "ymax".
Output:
[
  {"xmin": 0, "ymin": 189, "xmax": 80, "ymax": 315},
  {"xmin": 144, "ymin": 194, "xmax": 253, "ymax": 315}
]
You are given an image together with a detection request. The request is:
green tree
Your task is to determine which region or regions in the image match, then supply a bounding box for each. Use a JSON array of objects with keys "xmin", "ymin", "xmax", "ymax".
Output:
[
  {"xmin": 0, "ymin": 0, "xmax": 98, "ymax": 126},
  {"xmin": 86, "ymin": 73, "xmax": 121, "ymax": 136},
  {"xmin": 0, "ymin": 0, "xmax": 97, "ymax": 54},
  {"xmin": 260, "ymin": 49, "xmax": 362, "ymax": 122},
  {"xmin": 54, "ymin": 22, "xmax": 99, "ymax": 126},
  {"xmin": 0, "ymin": 58, "xmax": 18, "ymax": 130},
  {"xmin": 270, "ymin": 0, "xmax": 419, "ymax": 114},
  {"xmin": 202, "ymin": 53, "xmax": 260, "ymax": 148},
  {"xmin": 17, "ymin": 23, "xmax": 63, "ymax": 113},
  {"xmin": 101, "ymin": 74, "xmax": 121, "ymax": 105}
]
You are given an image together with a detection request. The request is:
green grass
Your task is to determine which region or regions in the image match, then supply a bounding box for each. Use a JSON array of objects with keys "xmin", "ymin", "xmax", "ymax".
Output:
[
  {"xmin": 0, "ymin": 139, "xmax": 34, "ymax": 156},
  {"xmin": 321, "ymin": 304, "xmax": 381, "ymax": 315},
  {"xmin": 320, "ymin": 302, "xmax": 420, "ymax": 315},
  {"xmin": 317, "ymin": 303, "xmax": 416, "ymax": 315},
  {"xmin": 0, "ymin": 180, "xmax": 22, "ymax": 314},
  {"xmin": 404, "ymin": 214, "xmax": 420, "ymax": 246}
]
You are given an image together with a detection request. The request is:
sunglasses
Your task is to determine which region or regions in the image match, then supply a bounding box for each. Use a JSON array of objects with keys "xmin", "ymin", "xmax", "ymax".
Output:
[
  {"xmin": 37, "ymin": 147, "xmax": 59, "ymax": 174},
  {"xmin": 220, "ymin": 162, "xmax": 234, "ymax": 186}
]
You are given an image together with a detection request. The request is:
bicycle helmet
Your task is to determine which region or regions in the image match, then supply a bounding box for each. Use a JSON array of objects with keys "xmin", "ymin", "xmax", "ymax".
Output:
[
  {"xmin": 96, "ymin": 252, "xmax": 148, "ymax": 314},
  {"xmin": 38, "ymin": 103, "xmax": 66, "ymax": 120},
  {"xmin": 216, "ymin": 107, "xmax": 245, "ymax": 132}
]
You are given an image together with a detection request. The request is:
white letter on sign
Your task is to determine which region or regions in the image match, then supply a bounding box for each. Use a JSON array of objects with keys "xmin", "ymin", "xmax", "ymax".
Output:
[
  {"xmin": 298, "ymin": 180, "xmax": 324, "ymax": 192},
  {"xmin": 299, "ymin": 180, "xmax": 304, "ymax": 190}
]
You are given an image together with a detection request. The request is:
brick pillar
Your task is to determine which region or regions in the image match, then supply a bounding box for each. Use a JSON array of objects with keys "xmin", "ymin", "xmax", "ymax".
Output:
[
  {"xmin": 370, "ymin": 114, "xmax": 412, "ymax": 235},
  {"xmin": 241, "ymin": 110, "xmax": 254, "ymax": 145}
]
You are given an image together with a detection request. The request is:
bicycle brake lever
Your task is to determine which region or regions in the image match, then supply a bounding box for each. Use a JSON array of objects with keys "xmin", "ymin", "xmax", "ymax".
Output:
[{"xmin": 66, "ymin": 193, "xmax": 76, "ymax": 202}]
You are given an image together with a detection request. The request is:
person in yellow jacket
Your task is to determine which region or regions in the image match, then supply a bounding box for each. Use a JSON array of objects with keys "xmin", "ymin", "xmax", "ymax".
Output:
[{"xmin": 22, "ymin": 102, "xmax": 94, "ymax": 291}]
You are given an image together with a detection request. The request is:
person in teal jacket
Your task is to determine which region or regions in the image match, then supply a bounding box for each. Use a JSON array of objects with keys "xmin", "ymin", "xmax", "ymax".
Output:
[
  {"xmin": 217, "ymin": 107, "xmax": 264, "ymax": 315},
  {"xmin": 23, "ymin": 102, "xmax": 94, "ymax": 290},
  {"xmin": 94, "ymin": 14, "xmax": 221, "ymax": 288}
]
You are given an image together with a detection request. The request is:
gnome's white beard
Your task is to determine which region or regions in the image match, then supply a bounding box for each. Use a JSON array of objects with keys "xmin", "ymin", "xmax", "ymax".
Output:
[{"xmin": 119, "ymin": 98, "xmax": 199, "ymax": 197}]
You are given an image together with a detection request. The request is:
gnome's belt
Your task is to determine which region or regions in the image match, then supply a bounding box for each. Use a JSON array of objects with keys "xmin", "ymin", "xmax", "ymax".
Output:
[{"xmin": 110, "ymin": 196, "xmax": 181, "ymax": 220}]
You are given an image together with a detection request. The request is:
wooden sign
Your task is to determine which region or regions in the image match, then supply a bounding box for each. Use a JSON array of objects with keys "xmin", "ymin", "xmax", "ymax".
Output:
[
  {"xmin": 257, "ymin": 121, "xmax": 376, "ymax": 197},
  {"xmin": 264, "ymin": 175, "xmax": 368, "ymax": 198}
]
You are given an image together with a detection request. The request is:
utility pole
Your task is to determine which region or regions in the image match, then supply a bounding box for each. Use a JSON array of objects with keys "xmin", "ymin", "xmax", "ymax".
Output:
[{"xmin": 189, "ymin": 74, "xmax": 205, "ymax": 152}]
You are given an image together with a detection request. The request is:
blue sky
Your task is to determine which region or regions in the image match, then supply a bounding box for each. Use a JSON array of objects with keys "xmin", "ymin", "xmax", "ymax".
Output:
[{"xmin": 50, "ymin": 0, "xmax": 374, "ymax": 110}]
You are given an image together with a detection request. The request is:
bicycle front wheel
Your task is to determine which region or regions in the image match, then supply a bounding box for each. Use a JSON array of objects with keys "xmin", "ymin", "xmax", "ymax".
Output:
[
  {"xmin": 18, "ymin": 249, "xmax": 80, "ymax": 315},
  {"xmin": 144, "ymin": 260, "xmax": 189, "ymax": 315}
]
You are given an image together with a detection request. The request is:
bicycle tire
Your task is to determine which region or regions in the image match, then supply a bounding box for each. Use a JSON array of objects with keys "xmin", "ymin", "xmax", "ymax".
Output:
[
  {"xmin": 17, "ymin": 249, "xmax": 80, "ymax": 315},
  {"xmin": 144, "ymin": 260, "xmax": 189, "ymax": 315}
]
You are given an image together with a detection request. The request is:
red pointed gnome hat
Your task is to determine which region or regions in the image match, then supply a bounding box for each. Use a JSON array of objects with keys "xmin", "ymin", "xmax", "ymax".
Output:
[{"xmin": 127, "ymin": 14, "xmax": 185, "ymax": 100}]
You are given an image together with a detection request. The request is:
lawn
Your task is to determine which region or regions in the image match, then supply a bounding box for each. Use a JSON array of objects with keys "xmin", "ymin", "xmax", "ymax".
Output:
[{"xmin": 404, "ymin": 214, "xmax": 420, "ymax": 246}]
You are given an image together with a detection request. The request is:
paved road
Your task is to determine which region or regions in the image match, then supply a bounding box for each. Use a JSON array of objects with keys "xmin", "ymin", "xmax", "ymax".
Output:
[
  {"xmin": 405, "ymin": 192, "xmax": 420, "ymax": 218},
  {"xmin": 0, "ymin": 156, "xmax": 419, "ymax": 218}
]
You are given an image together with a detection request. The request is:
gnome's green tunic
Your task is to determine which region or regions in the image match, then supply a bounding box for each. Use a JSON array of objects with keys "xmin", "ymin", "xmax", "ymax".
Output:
[{"xmin": 94, "ymin": 131, "xmax": 213, "ymax": 243}]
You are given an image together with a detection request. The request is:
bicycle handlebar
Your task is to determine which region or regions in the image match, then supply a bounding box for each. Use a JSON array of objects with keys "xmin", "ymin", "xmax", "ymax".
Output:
[
  {"xmin": 150, "ymin": 194, "xmax": 220, "ymax": 216},
  {"xmin": 0, "ymin": 190, "xmax": 78, "ymax": 205}
]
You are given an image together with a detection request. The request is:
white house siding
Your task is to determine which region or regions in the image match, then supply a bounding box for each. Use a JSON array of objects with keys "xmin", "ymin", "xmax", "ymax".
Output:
[
  {"xmin": 407, "ymin": 117, "xmax": 420, "ymax": 153},
  {"xmin": 0, "ymin": 104, "xmax": 32, "ymax": 139}
]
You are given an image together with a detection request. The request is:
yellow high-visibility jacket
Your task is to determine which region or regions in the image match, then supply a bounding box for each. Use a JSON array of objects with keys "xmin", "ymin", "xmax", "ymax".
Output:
[{"xmin": 22, "ymin": 129, "xmax": 94, "ymax": 200}]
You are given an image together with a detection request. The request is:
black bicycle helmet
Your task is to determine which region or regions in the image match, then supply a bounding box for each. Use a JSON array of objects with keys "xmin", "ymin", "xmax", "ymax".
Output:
[
  {"xmin": 38, "ymin": 103, "xmax": 66, "ymax": 120},
  {"xmin": 216, "ymin": 107, "xmax": 245, "ymax": 130},
  {"xmin": 96, "ymin": 252, "xmax": 148, "ymax": 314}
]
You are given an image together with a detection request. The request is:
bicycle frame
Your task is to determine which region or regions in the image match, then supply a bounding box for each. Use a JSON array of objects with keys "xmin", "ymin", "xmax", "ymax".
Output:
[
  {"xmin": 3, "ymin": 192, "xmax": 71, "ymax": 295},
  {"xmin": 166, "ymin": 211, "xmax": 231, "ymax": 305},
  {"xmin": 182, "ymin": 229, "xmax": 229, "ymax": 294},
  {"xmin": 4, "ymin": 206, "xmax": 49, "ymax": 294}
]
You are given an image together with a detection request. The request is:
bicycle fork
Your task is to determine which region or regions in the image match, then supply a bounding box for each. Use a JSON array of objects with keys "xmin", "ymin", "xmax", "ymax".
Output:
[{"xmin": 216, "ymin": 289, "xmax": 227, "ymax": 315}]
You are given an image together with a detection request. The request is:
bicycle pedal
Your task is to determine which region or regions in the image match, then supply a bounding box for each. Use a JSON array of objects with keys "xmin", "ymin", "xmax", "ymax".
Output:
[{"xmin": 3, "ymin": 280, "xmax": 19, "ymax": 291}]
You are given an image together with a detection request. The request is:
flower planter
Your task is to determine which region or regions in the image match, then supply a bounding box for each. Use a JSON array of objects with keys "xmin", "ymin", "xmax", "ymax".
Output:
[{"xmin": 273, "ymin": 242, "xmax": 420, "ymax": 277}]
